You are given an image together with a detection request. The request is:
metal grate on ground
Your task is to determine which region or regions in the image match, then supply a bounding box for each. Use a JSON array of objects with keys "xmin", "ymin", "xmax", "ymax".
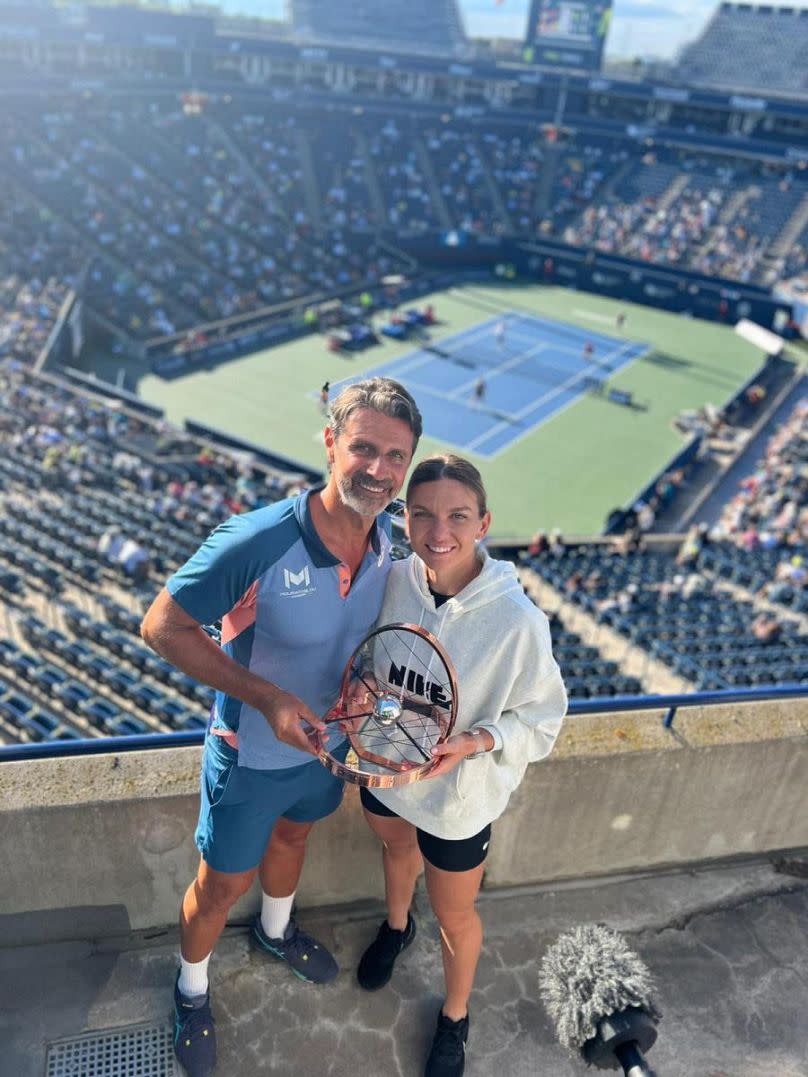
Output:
[{"xmin": 45, "ymin": 1021, "xmax": 176, "ymax": 1077}]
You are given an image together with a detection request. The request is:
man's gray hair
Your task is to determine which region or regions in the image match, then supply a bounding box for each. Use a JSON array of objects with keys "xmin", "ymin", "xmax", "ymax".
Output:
[{"xmin": 329, "ymin": 377, "xmax": 422, "ymax": 449}]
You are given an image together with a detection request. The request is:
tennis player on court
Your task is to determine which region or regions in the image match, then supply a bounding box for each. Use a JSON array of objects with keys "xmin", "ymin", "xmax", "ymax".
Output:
[
  {"xmin": 141, "ymin": 378, "xmax": 421, "ymax": 1077},
  {"xmin": 356, "ymin": 454, "xmax": 567, "ymax": 1077},
  {"xmin": 494, "ymin": 319, "xmax": 506, "ymax": 351}
]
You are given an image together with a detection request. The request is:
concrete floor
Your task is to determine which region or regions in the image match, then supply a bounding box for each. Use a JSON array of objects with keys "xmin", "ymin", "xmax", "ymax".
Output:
[{"xmin": 2, "ymin": 858, "xmax": 808, "ymax": 1077}]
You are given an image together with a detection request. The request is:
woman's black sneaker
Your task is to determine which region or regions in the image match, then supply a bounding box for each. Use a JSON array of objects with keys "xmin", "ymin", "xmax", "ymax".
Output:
[
  {"xmin": 424, "ymin": 1011, "xmax": 469, "ymax": 1077},
  {"xmin": 356, "ymin": 913, "xmax": 416, "ymax": 991}
]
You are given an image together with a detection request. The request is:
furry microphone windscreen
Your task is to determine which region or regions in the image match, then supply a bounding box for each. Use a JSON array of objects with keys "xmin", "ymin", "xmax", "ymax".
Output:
[{"xmin": 539, "ymin": 924, "xmax": 661, "ymax": 1051}]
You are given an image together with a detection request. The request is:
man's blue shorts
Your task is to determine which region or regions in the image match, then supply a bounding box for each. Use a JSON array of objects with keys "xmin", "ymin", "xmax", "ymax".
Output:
[{"xmin": 195, "ymin": 736, "xmax": 344, "ymax": 874}]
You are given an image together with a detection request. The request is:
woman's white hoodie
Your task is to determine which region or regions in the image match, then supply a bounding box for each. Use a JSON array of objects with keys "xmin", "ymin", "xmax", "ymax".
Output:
[{"xmin": 369, "ymin": 547, "xmax": 568, "ymax": 839}]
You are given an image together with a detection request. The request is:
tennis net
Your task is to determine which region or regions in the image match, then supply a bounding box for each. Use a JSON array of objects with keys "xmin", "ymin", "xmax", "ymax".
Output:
[{"xmin": 424, "ymin": 342, "xmax": 595, "ymax": 389}]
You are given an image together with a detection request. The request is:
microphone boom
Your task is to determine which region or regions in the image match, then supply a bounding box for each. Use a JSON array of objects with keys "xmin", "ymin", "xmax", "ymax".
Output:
[{"xmin": 539, "ymin": 924, "xmax": 661, "ymax": 1073}]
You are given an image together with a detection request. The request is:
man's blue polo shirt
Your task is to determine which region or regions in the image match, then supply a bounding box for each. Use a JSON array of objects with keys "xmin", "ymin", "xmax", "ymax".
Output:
[{"xmin": 167, "ymin": 488, "xmax": 392, "ymax": 771}]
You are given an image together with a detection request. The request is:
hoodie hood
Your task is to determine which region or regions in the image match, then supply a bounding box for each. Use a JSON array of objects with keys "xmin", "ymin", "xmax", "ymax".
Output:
[{"xmin": 406, "ymin": 546, "xmax": 523, "ymax": 620}]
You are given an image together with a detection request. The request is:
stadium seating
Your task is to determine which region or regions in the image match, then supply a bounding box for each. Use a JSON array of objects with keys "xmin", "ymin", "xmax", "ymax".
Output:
[
  {"xmin": 423, "ymin": 127, "xmax": 506, "ymax": 236},
  {"xmin": 677, "ymin": 3, "xmax": 808, "ymax": 96},
  {"xmin": 560, "ymin": 152, "xmax": 808, "ymax": 283},
  {"xmin": 710, "ymin": 395, "xmax": 807, "ymax": 545},
  {"xmin": 546, "ymin": 610, "xmax": 644, "ymax": 700},
  {"xmin": 367, "ymin": 120, "xmax": 444, "ymax": 235},
  {"xmin": 525, "ymin": 544, "xmax": 808, "ymax": 690},
  {"xmin": 3, "ymin": 96, "xmax": 808, "ymax": 351},
  {"xmin": 0, "ymin": 360, "xmax": 314, "ymax": 746},
  {"xmin": 0, "ymin": 192, "xmax": 77, "ymax": 365},
  {"xmin": 478, "ymin": 130, "xmax": 545, "ymax": 235},
  {"xmin": 0, "ymin": 100, "xmax": 411, "ymax": 345}
]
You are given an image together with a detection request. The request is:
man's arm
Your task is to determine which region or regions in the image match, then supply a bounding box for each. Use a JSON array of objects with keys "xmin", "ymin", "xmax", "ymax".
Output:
[{"xmin": 141, "ymin": 589, "xmax": 324, "ymax": 755}]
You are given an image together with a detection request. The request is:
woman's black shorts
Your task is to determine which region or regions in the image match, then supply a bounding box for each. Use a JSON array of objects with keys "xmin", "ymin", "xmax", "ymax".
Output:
[{"xmin": 360, "ymin": 787, "xmax": 491, "ymax": 872}]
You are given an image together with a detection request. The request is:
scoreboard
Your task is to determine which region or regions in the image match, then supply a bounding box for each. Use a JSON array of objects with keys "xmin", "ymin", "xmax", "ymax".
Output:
[{"xmin": 523, "ymin": 0, "xmax": 612, "ymax": 72}]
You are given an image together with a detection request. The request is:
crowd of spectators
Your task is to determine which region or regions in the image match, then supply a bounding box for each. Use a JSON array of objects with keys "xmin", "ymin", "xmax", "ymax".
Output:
[
  {"xmin": 424, "ymin": 127, "xmax": 506, "ymax": 236},
  {"xmin": 366, "ymin": 120, "xmax": 442, "ymax": 235},
  {"xmin": 0, "ymin": 101, "xmax": 410, "ymax": 344},
  {"xmin": 560, "ymin": 157, "xmax": 808, "ymax": 284},
  {"xmin": 0, "ymin": 362, "xmax": 310, "ymax": 569},
  {"xmin": 2, "ymin": 96, "xmax": 808, "ymax": 352},
  {"xmin": 712, "ymin": 396, "xmax": 807, "ymax": 549},
  {"xmin": 693, "ymin": 394, "xmax": 808, "ymax": 613},
  {"xmin": 564, "ymin": 162, "xmax": 735, "ymax": 269},
  {"xmin": 544, "ymin": 141, "xmax": 633, "ymax": 232},
  {"xmin": 780, "ymin": 218, "xmax": 808, "ymax": 281},
  {"xmin": 0, "ymin": 276, "xmax": 69, "ymax": 366},
  {"xmin": 0, "ymin": 189, "xmax": 81, "ymax": 366}
]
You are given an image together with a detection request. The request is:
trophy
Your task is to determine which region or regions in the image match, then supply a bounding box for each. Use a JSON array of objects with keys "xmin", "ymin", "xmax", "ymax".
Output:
[{"xmin": 314, "ymin": 623, "xmax": 457, "ymax": 789}]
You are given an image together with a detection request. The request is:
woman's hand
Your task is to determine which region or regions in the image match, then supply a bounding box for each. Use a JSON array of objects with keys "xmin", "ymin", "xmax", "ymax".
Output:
[{"xmin": 425, "ymin": 729, "xmax": 493, "ymax": 779}]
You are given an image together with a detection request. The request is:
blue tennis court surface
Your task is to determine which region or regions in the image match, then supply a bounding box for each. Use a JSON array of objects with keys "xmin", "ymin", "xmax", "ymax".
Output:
[{"xmin": 331, "ymin": 312, "xmax": 649, "ymax": 459}]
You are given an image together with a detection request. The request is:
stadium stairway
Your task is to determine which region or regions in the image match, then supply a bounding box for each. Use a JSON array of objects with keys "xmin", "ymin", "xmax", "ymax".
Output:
[
  {"xmin": 295, "ymin": 128, "xmax": 325, "ymax": 232},
  {"xmin": 0, "ymin": 169, "xmax": 197, "ymax": 340},
  {"xmin": 533, "ymin": 141, "xmax": 562, "ymax": 220},
  {"xmin": 674, "ymin": 359, "xmax": 804, "ymax": 533},
  {"xmin": 693, "ymin": 185, "xmax": 755, "ymax": 265},
  {"xmin": 414, "ymin": 135, "xmax": 453, "ymax": 231},
  {"xmin": 763, "ymin": 189, "xmax": 808, "ymax": 277},
  {"xmin": 517, "ymin": 565, "xmax": 691, "ymax": 696},
  {"xmin": 355, "ymin": 130, "xmax": 388, "ymax": 230},
  {"xmin": 656, "ymin": 172, "xmax": 691, "ymax": 216},
  {"xmin": 707, "ymin": 574, "xmax": 808, "ymax": 638},
  {"xmin": 475, "ymin": 139, "xmax": 514, "ymax": 235}
]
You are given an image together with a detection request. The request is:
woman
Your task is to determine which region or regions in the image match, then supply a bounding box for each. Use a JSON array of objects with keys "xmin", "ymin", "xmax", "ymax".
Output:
[{"xmin": 356, "ymin": 454, "xmax": 567, "ymax": 1077}]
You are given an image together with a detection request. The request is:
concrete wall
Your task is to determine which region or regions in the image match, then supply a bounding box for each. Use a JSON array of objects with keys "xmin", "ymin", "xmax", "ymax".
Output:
[{"xmin": 2, "ymin": 698, "xmax": 807, "ymax": 944}]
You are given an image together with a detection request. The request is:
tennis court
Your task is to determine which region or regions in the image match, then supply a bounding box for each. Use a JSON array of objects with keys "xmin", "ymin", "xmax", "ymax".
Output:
[
  {"xmin": 129, "ymin": 283, "xmax": 772, "ymax": 535},
  {"xmin": 329, "ymin": 313, "xmax": 648, "ymax": 458}
]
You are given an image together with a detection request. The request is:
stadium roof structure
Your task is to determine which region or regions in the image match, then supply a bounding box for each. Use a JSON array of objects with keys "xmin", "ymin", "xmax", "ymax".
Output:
[
  {"xmin": 677, "ymin": 1, "xmax": 808, "ymax": 99},
  {"xmin": 290, "ymin": 0, "xmax": 469, "ymax": 58}
]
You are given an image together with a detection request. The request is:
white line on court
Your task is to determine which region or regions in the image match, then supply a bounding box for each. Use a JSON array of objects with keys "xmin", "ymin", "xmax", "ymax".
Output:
[
  {"xmin": 387, "ymin": 351, "xmax": 437, "ymax": 378},
  {"xmin": 431, "ymin": 318, "xmax": 502, "ymax": 356},
  {"xmin": 448, "ymin": 341, "xmax": 552, "ymax": 398},
  {"xmin": 475, "ymin": 374, "xmax": 599, "ymax": 459},
  {"xmin": 470, "ymin": 340, "xmax": 650, "ymax": 457},
  {"xmin": 572, "ymin": 309, "xmax": 617, "ymax": 325},
  {"xmin": 464, "ymin": 362, "xmax": 600, "ymax": 453}
]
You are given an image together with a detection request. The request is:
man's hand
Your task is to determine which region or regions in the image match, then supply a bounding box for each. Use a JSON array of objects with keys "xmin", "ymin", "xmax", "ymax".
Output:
[
  {"xmin": 341, "ymin": 673, "xmax": 379, "ymax": 716},
  {"xmin": 260, "ymin": 688, "xmax": 326, "ymax": 756}
]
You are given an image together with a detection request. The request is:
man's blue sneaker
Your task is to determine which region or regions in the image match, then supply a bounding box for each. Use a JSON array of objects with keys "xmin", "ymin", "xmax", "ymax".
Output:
[
  {"xmin": 173, "ymin": 973, "xmax": 216, "ymax": 1077},
  {"xmin": 251, "ymin": 914, "xmax": 338, "ymax": 983}
]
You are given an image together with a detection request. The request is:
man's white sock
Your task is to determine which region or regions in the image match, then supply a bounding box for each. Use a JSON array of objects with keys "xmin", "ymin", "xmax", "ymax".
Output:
[
  {"xmin": 177, "ymin": 953, "xmax": 211, "ymax": 999},
  {"xmin": 261, "ymin": 891, "xmax": 295, "ymax": 940}
]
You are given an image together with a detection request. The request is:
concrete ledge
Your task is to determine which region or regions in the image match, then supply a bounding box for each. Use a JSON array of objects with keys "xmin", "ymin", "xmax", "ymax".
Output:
[{"xmin": 2, "ymin": 698, "xmax": 807, "ymax": 941}]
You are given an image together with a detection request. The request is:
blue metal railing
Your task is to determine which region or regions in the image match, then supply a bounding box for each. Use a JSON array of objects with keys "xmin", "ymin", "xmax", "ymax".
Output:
[{"xmin": 1, "ymin": 684, "xmax": 806, "ymax": 763}]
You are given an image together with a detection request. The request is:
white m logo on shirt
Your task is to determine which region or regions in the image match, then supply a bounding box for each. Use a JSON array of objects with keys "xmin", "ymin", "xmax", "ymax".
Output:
[{"xmin": 284, "ymin": 565, "xmax": 311, "ymax": 589}]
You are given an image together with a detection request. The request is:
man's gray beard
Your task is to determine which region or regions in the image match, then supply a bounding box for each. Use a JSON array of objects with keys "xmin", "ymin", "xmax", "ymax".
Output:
[{"xmin": 337, "ymin": 475, "xmax": 386, "ymax": 518}]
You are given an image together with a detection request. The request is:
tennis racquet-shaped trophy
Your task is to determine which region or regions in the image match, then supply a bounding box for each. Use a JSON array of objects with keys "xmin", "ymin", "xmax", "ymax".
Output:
[{"xmin": 314, "ymin": 623, "xmax": 457, "ymax": 789}]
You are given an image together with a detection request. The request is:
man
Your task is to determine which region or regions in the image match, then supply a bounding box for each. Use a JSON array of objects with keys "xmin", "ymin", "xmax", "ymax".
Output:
[{"xmin": 141, "ymin": 378, "xmax": 422, "ymax": 1077}]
